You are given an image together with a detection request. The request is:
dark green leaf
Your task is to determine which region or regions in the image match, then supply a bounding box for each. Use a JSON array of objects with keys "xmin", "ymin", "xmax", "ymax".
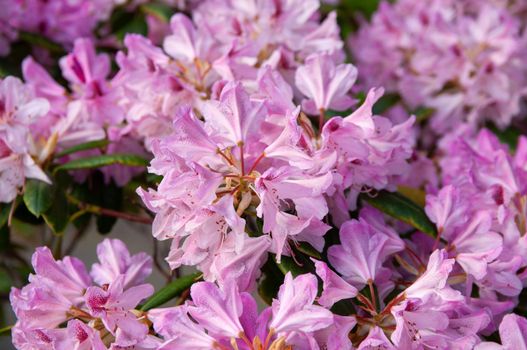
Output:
[
  {"xmin": 331, "ymin": 298, "xmax": 356, "ymax": 316},
  {"xmin": 141, "ymin": 3, "xmax": 174, "ymax": 22},
  {"xmin": 0, "ymin": 269, "xmax": 12, "ymax": 295},
  {"xmin": 113, "ymin": 12, "xmax": 148, "ymax": 42},
  {"xmin": 54, "ymin": 154, "xmax": 149, "ymax": 173},
  {"xmin": 360, "ymin": 190, "xmax": 437, "ymax": 238},
  {"xmin": 372, "ymin": 93, "xmax": 400, "ymax": 115},
  {"xmin": 258, "ymin": 257, "xmax": 284, "ymax": 305},
  {"xmin": 0, "ymin": 203, "xmax": 10, "ymax": 229},
  {"xmin": 0, "ymin": 42, "xmax": 32, "ymax": 78},
  {"xmin": 146, "ymin": 173, "xmax": 163, "ymax": 185},
  {"xmin": 343, "ymin": 0, "xmax": 381, "ymax": 18},
  {"xmin": 23, "ymin": 179, "xmax": 55, "ymax": 217},
  {"xmin": 18, "ymin": 31, "xmax": 65, "ymax": 54},
  {"xmin": 140, "ymin": 273, "xmax": 201, "ymax": 311},
  {"xmin": 296, "ymin": 242, "xmax": 322, "ymax": 259},
  {"xmin": 488, "ymin": 124, "xmax": 522, "ymax": 151},
  {"xmin": 14, "ymin": 200, "xmax": 44, "ymax": 225},
  {"xmin": 413, "ymin": 106, "xmax": 435, "ymax": 123},
  {"xmin": 515, "ymin": 288, "xmax": 527, "ymax": 317},
  {"xmin": 55, "ymin": 139, "xmax": 109, "ymax": 158},
  {"xmin": 275, "ymin": 254, "xmax": 316, "ymax": 277},
  {"xmin": 42, "ymin": 191, "xmax": 69, "ymax": 234},
  {"xmin": 96, "ymin": 182, "xmax": 122, "ymax": 234}
]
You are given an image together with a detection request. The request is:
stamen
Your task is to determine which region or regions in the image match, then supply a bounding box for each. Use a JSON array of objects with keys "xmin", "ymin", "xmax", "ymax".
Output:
[{"xmin": 248, "ymin": 152, "xmax": 265, "ymax": 175}]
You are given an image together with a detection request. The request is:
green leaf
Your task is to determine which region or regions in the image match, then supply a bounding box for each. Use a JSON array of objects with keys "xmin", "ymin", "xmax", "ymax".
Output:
[
  {"xmin": 54, "ymin": 154, "xmax": 149, "ymax": 173},
  {"xmin": 275, "ymin": 254, "xmax": 316, "ymax": 277},
  {"xmin": 258, "ymin": 257, "xmax": 284, "ymax": 305},
  {"xmin": 343, "ymin": 0, "xmax": 381, "ymax": 18},
  {"xmin": 397, "ymin": 185, "xmax": 426, "ymax": 207},
  {"xmin": 112, "ymin": 10, "xmax": 148, "ymax": 42},
  {"xmin": 0, "ymin": 203, "xmax": 10, "ymax": 229},
  {"xmin": 413, "ymin": 106, "xmax": 435, "ymax": 123},
  {"xmin": 372, "ymin": 93, "xmax": 400, "ymax": 115},
  {"xmin": 55, "ymin": 139, "xmax": 110, "ymax": 158},
  {"xmin": 140, "ymin": 273, "xmax": 201, "ymax": 311},
  {"xmin": 296, "ymin": 242, "xmax": 322, "ymax": 259},
  {"xmin": 488, "ymin": 124, "xmax": 522, "ymax": 151},
  {"xmin": 23, "ymin": 179, "xmax": 55, "ymax": 217},
  {"xmin": 0, "ymin": 269, "xmax": 13, "ymax": 295},
  {"xmin": 275, "ymin": 253, "xmax": 321, "ymax": 295},
  {"xmin": 360, "ymin": 190, "xmax": 437, "ymax": 238},
  {"xmin": 42, "ymin": 191, "xmax": 69, "ymax": 234},
  {"xmin": 18, "ymin": 31, "xmax": 65, "ymax": 54},
  {"xmin": 141, "ymin": 3, "xmax": 174, "ymax": 22}
]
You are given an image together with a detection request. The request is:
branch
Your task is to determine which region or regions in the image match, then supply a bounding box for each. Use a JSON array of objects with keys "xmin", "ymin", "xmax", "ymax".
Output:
[{"xmin": 66, "ymin": 194, "xmax": 153, "ymax": 225}]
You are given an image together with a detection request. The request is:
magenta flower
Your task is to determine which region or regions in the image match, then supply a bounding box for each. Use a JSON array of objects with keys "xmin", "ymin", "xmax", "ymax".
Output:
[
  {"xmin": 327, "ymin": 209, "xmax": 405, "ymax": 288},
  {"xmin": 85, "ymin": 276, "xmax": 154, "ymax": 346},
  {"xmin": 10, "ymin": 239, "xmax": 155, "ymax": 350},
  {"xmin": 150, "ymin": 272, "xmax": 333, "ymax": 349},
  {"xmin": 0, "ymin": 76, "xmax": 50, "ymax": 202},
  {"xmin": 476, "ymin": 314, "xmax": 527, "ymax": 349},
  {"xmin": 351, "ymin": 0, "xmax": 527, "ymax": 133},
  {"xmin": 313, "ymin": 260, "xmax": 358, "ymax": 308},
  {"xmin": 91, "ymin": 238, "xmax": 153, "ymax": 290},
  {"xmin": 60, "ymin": 38, "xmax": 124, "ymax": 126},
  {"xmin": 391, "ymin": 250, "xmax": 489, "ymax": 349}
]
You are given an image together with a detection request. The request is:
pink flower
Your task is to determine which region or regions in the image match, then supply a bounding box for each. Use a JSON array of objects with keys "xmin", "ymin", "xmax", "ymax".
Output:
[
  {"xmin": 327, "ymin": 210, "xmax": 405, "ymax": 288},
  {"xmin": 59, "ymin": 38, "xmax": 124, "ymax": 126},
  {"xmin": 85, "ymin": 276, "xmax": 154, "ymax": 347},
  {"xmin": 391, "ymin": 250, "xmax": 489, "ymax": 349},
  {"xmin": 358, "ymin": 327, "xmax": 397, "ymax": 350},
  {"xmin": 53, "ymin": 320, "xmax": 107, "ymax": 350},
  {"xmin": 476, "ymin": 314, "xmax": 527, "ymax": 349},
  {"xmin": 255, "ymin": 166, "xmax": 333, "ymax": 260},
  {"xmin": 90, "ymin": 238, "xmax": 153, "ymax": 290},
  {"xmin": 295, "ymin": 53, "xmax": 357, "ymax": 115},
  {"xmin": 0, "ymin": 76, "xmax": 50, "ymax": 202},
  {"xmin": 11, "ymin": 239, "xmax": 155, "ymax": 349},
  {"xmin": 351, "ymin": 0, "xmax": 527, "ymax": 133},
  {"xmin": 150, "ymin": 272, "xmax": 333, "ymax": 349},
  {"xmin": 313, "ymin": 260, "xmax": 358, "ymax": 308},
  {"xmin": 163, "ymin": 14, "xmax": 211, "ymax": 63}
]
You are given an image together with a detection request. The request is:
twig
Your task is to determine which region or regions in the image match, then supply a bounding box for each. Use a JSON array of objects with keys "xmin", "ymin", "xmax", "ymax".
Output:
[
  {"xmin": 64, "ymin": 225, "xmax": 89, "ymax": 256},
  {"xmin": 153, "ymin": 238, "xmax": 171, "ymax": 282},
  {"xmin": 66, "ymin": 194, "xmax": 153, "ymax": 225}
]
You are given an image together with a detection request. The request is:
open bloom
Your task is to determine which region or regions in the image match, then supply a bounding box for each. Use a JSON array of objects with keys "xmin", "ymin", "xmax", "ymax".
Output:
[
  {"xmin": 351, "ymin": 0, "xmax": 527, "ymax": 133},
  {"xmin": 149, "ymin": 272, "xmax": 334, "ymax": 349},
  {"xmin": 0, "ymin": 76, "xmax": 50, "ymax": 202},
  {"xmin": 10, "ymin": 239, "xmax": 154, "ymax": 349}
]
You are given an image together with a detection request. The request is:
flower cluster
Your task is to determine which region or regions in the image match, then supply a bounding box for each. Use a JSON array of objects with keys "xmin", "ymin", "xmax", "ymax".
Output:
[
  {"xmin": 1, "ymin": 0, "xmax": 107, "ymax": 56},
  {"xmin": 427, "ymin": 129, "xmax": 527, "ymax": 302},
  {"xmin": 135, "ymin": 53, "xmax": 413, "ymax": 288},
  {"xmin": 149, "ymin": 273, "xmax": 335, "ymax": 349},
  {"xmin": 351, "ymin": 0, "xmax": 527, "ymax": 133},
  {"xmin": 3, "ymin": 0, "xmax": 527, "ymax": 349},
  {"xmin": 10, "ymin": 239, "xmax": 155, "ymax": 349},
  {"xmin": 0, "ymin": 76, "xmax": 50, "ymax": 202},
  {"xmin": 0, "ymin": 0, "xmax": 197, "ymax": 57}
]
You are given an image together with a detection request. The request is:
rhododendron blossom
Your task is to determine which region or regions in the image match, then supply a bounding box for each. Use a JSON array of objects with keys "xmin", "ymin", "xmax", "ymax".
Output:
[
  {"xmin": 2, "ymin": 1, "xmax": 527, "ymax": 349},
  {"xmin": 351, "ymin": 0, "xmax": 527, "ymax": 133}
]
